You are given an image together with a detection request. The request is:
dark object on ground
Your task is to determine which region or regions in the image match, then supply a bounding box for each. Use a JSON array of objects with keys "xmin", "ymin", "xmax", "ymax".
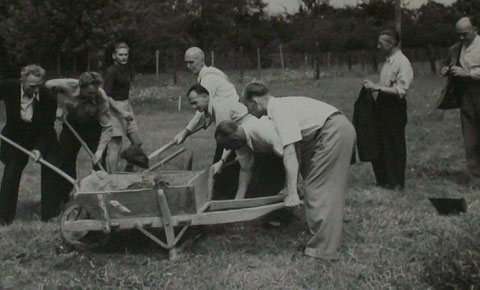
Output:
[
  {"xmin": 428, "ymin": 197, "xmax": 467, "ymax": 215},
  {"xmin": 121, "ymin": 144, "xmax": 149, "ymax": 169}
]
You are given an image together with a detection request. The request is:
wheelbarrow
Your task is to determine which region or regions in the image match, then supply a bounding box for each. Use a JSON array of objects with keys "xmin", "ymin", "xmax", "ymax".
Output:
[{"xmin": 0, "ymin": 133, "xmax": 286, "ymax": 260}]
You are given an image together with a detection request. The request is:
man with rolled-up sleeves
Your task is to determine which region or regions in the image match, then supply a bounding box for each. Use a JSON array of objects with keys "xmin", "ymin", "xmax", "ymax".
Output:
[
  {"xmin": 363, "ymin": 29, "xmax": 414, "ymax": 190},
  {"xmin": 243, "ymin": 81, "xmax": 356, "ymax": 260}
]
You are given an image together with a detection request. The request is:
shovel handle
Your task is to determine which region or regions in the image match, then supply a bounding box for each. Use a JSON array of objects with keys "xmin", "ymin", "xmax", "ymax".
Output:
[
  {"xmin": 61, "ymin": 117, "xmax": 106, "ymax": 172},
  {"xmin": 0, "ymin": 134, "xmax": 76, "ymax": 185},
  {"xmin": 144, "ymin": 148, "xmax": 186, "ymax": 174},
  {"xmin": 148, "ymin": 126, "xmax": 203, "ymax": 160}
]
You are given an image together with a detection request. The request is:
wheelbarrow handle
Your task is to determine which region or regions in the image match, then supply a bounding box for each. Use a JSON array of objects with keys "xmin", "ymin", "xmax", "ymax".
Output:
[
  {"xmin": 148, "ymin": 126, "xmax": 203, "ymax": 160},
  {"xmin": 60, "ymin": 116, "xmax": 106, "ymax": 172},
  {"xmin": 0, "ymin": 134, "xmax": 77, "ymax": 186}
]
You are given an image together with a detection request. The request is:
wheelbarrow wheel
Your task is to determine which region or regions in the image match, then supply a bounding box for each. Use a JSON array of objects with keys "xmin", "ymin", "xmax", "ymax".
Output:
[{"xmin": 60, "ymin": 200, "xmax": 110, "ymax": 250}]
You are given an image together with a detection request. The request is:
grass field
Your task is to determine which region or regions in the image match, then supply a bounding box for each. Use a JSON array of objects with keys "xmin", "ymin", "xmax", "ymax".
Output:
[{"xmin": 0, "ymin": 65, "xmax": 479, "ymax": 289}]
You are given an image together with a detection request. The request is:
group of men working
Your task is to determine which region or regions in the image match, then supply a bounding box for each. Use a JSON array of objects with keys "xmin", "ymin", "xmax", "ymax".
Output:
[
  {"xmin": 0, "ymin": 42, "xmax": 140, "ymax": 225},
  {"xmin": 0, "ymin": 16, "xmax": 479, "ymax": 261}
]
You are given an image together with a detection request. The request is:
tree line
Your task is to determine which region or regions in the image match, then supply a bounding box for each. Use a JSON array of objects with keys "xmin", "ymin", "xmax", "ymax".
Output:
[{"xmin": 0, "ymin": 0, "xmax": 479, "ymax": 78}]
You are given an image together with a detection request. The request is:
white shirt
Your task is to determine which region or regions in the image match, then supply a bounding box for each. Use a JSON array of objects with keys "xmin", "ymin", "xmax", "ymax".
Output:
[
  {"xmin": 186, "ymin": 66, "xmax": 239, "ymax": 131},
  {"xmin": 378, "ymin": 50, "xmax": 414, "ymax": 98},
  {"xmin": 190, "ymin": 98, "xmax": 249, "ymax": 131},
  {"xmin": 198, "ymin": 66, "xmax": 238, "ymax": 102},
  {"xmin": 236, "ymin": 116, "xmax": 283, "ymax": 170},
  {"xmin": 20, "ymin": 86, "xmax": 39, "ymax": 123},
  {"xmin": 459, "ymin": 34, "xmax": 480, "ymax": 78},
  {"xmin": 267, "ymin": 96, "xmax": 339, "ymax": 147}
]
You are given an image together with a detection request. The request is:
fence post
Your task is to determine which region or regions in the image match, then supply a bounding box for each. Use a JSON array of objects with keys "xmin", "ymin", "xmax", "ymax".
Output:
[
  {"xmin": 211, "ymin": 50, "xmax": 215, "ymax": 67},
  {"xmin": 156, "ymin": 49, "xmax": 160, "ymax": 80},
  {"xmin": 315, "ymin": 41, "xmax": 320, "ymax": 80},
  {"xmin": 257, "ymin": 47, "xmax": 261, "ymax": 79},
  {"xmin": 279, "ymin": 45, "xmax": 284, "ymax": 69},
  {"xmin": 304, "ymin": 53, "xmax": 308, "ymax": 68},
  {"xmin": 172, "ymin": 49, "xmax": 177, "ymax": 85}
]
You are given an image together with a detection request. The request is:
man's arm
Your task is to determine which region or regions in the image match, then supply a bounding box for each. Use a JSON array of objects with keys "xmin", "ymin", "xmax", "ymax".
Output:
[
  {"xmin": 235, "ymin": 148, "xmax": 254, "ymax": 199},
  {"xmin": 107, "ymin": 96, "xmax": 132, "ymax": 120},
  {"xmin": 282, "ymin": 143, "xmax": 301, "ymax": 207},
  {"xmin": 174, "ymin": 112, "xmax": 208, "ymax": 144},
  {"xmin": 94, "ymin": 90, "xmax": 113, "ymax": 162},
  {"xmin": 211, "ymin": 149, "xmax": 232, "ymax": 175}
]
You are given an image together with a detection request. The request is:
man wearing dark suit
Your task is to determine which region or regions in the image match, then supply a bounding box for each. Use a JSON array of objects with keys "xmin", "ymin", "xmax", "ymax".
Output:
[
  {"xmin": 438, "ymin": 17, "xmax": 480, "ymax": 186},
  {"xmin": 0, "ymin": 65, "xmax": 60, "ymax": 225}
]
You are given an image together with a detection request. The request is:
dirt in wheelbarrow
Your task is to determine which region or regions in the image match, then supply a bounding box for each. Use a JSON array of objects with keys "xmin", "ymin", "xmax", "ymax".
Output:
[{"xmin": 78, "ymin": 171, "xmax": 171, "ymax": 192}]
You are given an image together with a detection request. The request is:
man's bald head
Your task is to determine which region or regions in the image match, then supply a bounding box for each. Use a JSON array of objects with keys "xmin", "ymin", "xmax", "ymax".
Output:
[
  {"xmin": 185, "ymin": 47, "xmax": 205, "ymax": 75},
  {"xmin": 455, "ymin": 17, "xmax": 477, "ymax": 45}
]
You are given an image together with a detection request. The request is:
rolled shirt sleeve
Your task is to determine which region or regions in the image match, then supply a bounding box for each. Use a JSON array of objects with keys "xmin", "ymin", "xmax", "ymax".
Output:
[
  {"xmin": 394, "ymin": 61, "xmax": 414, "ymax": 98},
  {"xmin": 185, "ymin": 111, "xmax": 207, "ymax": 132},
  {"xmin": 379, "ymin": 51, "xmax": 414, "ymax": 98}
]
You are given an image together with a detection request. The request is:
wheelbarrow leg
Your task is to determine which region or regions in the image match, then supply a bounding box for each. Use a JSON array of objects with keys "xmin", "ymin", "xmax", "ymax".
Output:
[{"xmin": 157, "ymin": 189, "xmax": 178, "ymax": 260}]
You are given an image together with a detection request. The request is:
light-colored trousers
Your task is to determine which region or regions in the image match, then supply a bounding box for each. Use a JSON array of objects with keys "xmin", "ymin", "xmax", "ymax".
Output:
[{"xmin": 299, "ymin": 113, "xmax": 356, "ymax": 260}]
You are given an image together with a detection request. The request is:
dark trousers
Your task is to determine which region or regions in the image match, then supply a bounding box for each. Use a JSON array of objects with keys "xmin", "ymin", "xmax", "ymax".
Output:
[
  {"xmin": 212, "ymin": 145, "xmax": 286, "ymax": 200},
  {"xmin": 371, "ymin": 95, "xmax": 407, "ymax": 188},
  {"xmin": 55, "ymin": 118, "xmax": 102, "ymax": 202},
  {"xmin": 0, "ymin": 135, "xmax": 60, "ymax": 224},
  {"xmin": 460, "ymin": 89, "xmax": 480, "ymax": 181}
]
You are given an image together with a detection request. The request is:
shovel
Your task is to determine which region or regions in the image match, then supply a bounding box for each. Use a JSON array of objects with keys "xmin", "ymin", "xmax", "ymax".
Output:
[
  {"xmin": 0, "ymin": 134, "xmax": 77, "ymax": 188},
  {"xmin": 60, "ymin": 116, "xmax": 106, "ymax": 172}
]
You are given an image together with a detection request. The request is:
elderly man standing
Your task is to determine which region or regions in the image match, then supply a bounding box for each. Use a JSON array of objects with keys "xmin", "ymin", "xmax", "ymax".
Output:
[
  {"xmin": 438, "ymin": 17, "xmax": 480, "ymax": 187},
  {"xmin": 174, "ymin": 47, "xmax": 240, "ymax": 197},
  {"xmin": 243, "ymin": 81, "xmax": 356, "ymax": 260},
  {"xmin": 0, "ymin": 65, "xmax": 60, "ymax": 224},
  {"xmin": 363, "ymin": 29, "xmax": 414, "ymax": 190},
  {"xmin": 46, "ymin": 72, "xmax": 112, "ymax": 203}
]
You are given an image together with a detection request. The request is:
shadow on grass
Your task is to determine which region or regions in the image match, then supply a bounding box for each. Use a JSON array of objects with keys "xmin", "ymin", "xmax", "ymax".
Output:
[{"xmin": 410, "ymin": 167, "xmax": 470, "ymax": 186}]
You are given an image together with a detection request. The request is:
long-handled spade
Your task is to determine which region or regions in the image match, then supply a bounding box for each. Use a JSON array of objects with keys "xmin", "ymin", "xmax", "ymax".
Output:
[
  {"xmin": 60, "ymin": 116, "xmax": 107, "ymax": 172},
  {"xmin": 0, "ymin": 134, "xmax": 77, "ymax": 189}
]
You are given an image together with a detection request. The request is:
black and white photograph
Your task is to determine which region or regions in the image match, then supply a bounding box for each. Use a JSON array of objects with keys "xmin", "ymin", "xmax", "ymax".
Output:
[{"xmin": 0, "ymin": 0, "xmax": 478, "ymax": 288}]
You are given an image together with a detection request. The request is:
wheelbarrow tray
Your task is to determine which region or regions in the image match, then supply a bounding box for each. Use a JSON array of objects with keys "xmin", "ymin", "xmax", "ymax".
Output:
[{"xmin": 61, "ymin": 169, "xmax": 285, "ymax": 259}]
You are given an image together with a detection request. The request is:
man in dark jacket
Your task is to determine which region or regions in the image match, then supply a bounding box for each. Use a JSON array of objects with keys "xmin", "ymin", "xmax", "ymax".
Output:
[
  {"xmin": 438, "ymin": 17, "xmax": 480, "ymax": 187},
  {"xmin": 0, "ymin": 65, "xmax": 60, "ymax": 224}
]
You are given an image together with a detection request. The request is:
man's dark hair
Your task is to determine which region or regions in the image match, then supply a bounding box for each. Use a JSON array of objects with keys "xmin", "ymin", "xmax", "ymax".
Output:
[
  {"xmin": 78, "ymin": 71, "xmax": 103, "ymax": 88},
  {"xmin": 187, "ymin": 83, "xmax": 209, "ymax": 97},
  {"xmin": 114, "ymin": 42, "xmax": 129, "ymax": 52},
  {"xmin": 215, "ymin": 121, "xmax": 238, "ymax": 148},
  {"xmin": 379, "ymin": 29, "xmax": 400, "ymax": 46},
  {"xmin": 243, "ymin": 81, "xmax": 269, "ymax": 101}
]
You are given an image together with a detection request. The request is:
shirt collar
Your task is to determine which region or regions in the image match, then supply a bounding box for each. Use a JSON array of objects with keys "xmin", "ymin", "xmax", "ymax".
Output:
[
  {"xmin": 197, "ymin": 65, "xmax": 208, "ymax": 82},
  {"xmin": 465, "ymin": 34, "xmax": 480, "ymax": 50},
  {"xmin": 385, "ymin": 50, "xmax": 401, "ymax": 63},
  {"xmin": 20, "ymin": 85, "xmax": 39, "ymax": 101}
]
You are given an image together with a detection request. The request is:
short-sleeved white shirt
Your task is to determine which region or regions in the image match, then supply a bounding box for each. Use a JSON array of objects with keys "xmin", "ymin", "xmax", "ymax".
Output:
[
  {"xmin": 267, "ymin": 97, "xmax": 339, "ymax": 147},
  {"xmin": 198, "ymin": 66, "xmax": 239, "ymax": 102},
  {"xmin": 459, "ymin": 34, "xmax": 480, "ymax": 79},
  {"xmin": 186, "ymin": 66, "xmax": 240, "ymax": 131},
  {"xmin": 207, "ymin": 98, "xmax": 248, "ymax": 125},
  {"xmin": 378, "ymin": 50, "xmax": 414, "ymax": 98}
]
